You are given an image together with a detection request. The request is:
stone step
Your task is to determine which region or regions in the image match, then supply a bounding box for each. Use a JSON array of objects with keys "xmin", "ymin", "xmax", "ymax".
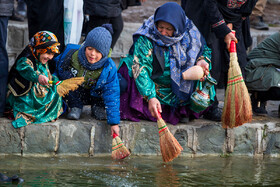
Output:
[{"xmin": 1, "ymin": 108, "xmax": 280, "ymax": 157}]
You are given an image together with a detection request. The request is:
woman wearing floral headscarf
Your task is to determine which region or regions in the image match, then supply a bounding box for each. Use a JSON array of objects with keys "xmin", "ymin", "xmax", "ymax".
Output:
[
  {"xmin": 118, "ymin": 2, "xmax": 216, "ymax": 125},
  {"xmin": 6, "ymin": 31, "xmax": 63, "ymax": 128}
]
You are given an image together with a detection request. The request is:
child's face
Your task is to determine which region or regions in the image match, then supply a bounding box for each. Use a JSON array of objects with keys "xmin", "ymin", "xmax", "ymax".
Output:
[
  {"xmin": 85, "ymin": 47, "xmax": 102, "ymax": 64},
  {"xmin": 39, "ymin": 52, "xmax": 55, "ymax": 64}
]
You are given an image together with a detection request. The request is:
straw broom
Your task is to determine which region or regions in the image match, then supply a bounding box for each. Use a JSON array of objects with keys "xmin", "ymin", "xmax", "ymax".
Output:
[
  {"xmin": 221, "ymin": 31, "xmax": 252, "ymax": 128},
  {"xmin": 49, "ymin": 77, "xmax": 85, "ymax": 97},
  {"xmin": 157, "ymin": 111, "xmax": 183, "ymax": 162},
  {"xmin": 112, "ymin": 133, "xmax": 131, "ymax": 160}
]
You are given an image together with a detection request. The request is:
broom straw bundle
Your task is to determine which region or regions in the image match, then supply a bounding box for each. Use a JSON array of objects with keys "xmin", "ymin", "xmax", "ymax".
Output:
[
  {"xmin": 112, "ymin": 133, "xmax": 131, "ymax": 160},
  {"xmin": 157, "ymin": 111, "xmax": 183, "ymax": 162},
  {"xmin": 222, "ymin": 31, "xmax": 252, "ymax": 128},
  {"xmin": 49, "ymin": 77, "xmax": 85, "ymax": 97}
]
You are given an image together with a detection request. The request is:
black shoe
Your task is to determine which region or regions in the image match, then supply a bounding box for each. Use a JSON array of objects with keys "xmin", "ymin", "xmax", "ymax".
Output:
[
  {"xmin": 9, "ymin": 13, "xmax": 24, "ymax": 22},
  {"xmin": 91, "ymin": 104, "xmax": 107, "ymax": 120},
  {"xmin": 278, "ymin": 104, "xmax": 280, "ymax": 118},
  {"xmin": 67, "ymin": 107, "xmax": 82, "ymax": 120},
  {"xmin": 251, "ymin": 16, "xmax": 269, "ymax": 30},
  {"xmin": 203, "ymin": 107, "xmax": 222, "ymax": 122},
  {"xmin": 251, "ymin": 95, "xmax": 268, "ymax": 116}
]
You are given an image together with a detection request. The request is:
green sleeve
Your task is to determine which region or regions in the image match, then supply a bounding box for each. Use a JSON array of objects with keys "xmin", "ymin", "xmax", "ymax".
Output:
[
  {"xmin": 16, "ymin": 57, "xmax": 40, "ymax": 83},
  {"xmin": 196, "ymin": 44, "xmax": 215, "ymax": 101},
  {"xmin": 133, "ymin": 36, "xmax": 157, "ymax": 100},
  {"xmin": 200, "ymin": 44, "xmax": 212, "ymax": 70}
]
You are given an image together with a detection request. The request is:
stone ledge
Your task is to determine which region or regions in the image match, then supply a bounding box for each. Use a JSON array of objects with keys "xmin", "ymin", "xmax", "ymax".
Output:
[{"xmin": 1, "ymin": 113, "xmax": 279, "ymax": 157}]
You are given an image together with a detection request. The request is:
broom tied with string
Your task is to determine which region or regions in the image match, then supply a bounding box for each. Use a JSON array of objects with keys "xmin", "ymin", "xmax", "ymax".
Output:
[
  {"xmin": 112, "ymin": 133, "xmax": 131, "ymax": 160},
  {"xmin": 157, "ymin": 111, "xmax": 183, "ymax": 162},
  {"xmin": 221, "ymin": 30, "xmax": 252, "ymax": 128},
  {"xmin": 49, "ymin": 77, "xmax": 85, "ymax": 97}
]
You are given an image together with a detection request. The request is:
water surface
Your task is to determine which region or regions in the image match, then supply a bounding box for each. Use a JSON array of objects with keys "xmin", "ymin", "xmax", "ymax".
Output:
[{"xmin": 0, "ymin": 155, "xmax": 279, "ymax": 186}]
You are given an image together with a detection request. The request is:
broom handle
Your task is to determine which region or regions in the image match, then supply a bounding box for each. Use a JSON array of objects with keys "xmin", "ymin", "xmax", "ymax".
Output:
[
  {"xmin": 157, "ymin": 110, "xmax": 162, "ymax": 120},
  {"xmin": 113, "ymin": 133, "xmax": 118, "ymax": 139},
  {"xmin": 48, "ymin": 80, "xmax": 62, "ymax": 85},
  {"xmin": 230, "ymin": 31, "xmax": 236, "ymax": 53}
]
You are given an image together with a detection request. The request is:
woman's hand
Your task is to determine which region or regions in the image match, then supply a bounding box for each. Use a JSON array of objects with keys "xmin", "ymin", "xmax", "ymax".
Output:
[
  {"xmin": 111, "ymin": 125, "xmax": 120, "ymax": 137},
  {"xmin": 196, "ymin": 60, "xmax": 209, "ymax": 82},
  {"xmin": 224, "ymin": 23, "xmax": 238, "ymax": 51},
  {"xmin": 148, "ymin": 97, "xmax": 162, "ymax": 119},
  {"xmin": 38, "ymin": 75, "xmax": 49, "ymax": 85}
]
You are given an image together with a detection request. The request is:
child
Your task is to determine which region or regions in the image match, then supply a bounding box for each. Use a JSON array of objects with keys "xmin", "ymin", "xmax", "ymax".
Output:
[
  {"xmin": 6, "ymin": 31, "xmax": 63, "ymax": 128},
  {"xmin": 55, "ymin": 25, "xmax": 120, "ymax": 136}
]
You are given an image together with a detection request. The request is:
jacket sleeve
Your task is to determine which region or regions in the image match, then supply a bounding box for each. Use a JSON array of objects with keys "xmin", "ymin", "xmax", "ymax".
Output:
[
  {"xmin": 204, "ymin": 0, "xmax": 231, "ymax": 39},
  {"xmin": 16, "ymin": 57, "xmax": 40, "ymax": 83},
  {"xmin": 94, "ymin": 60, "xmax": 120, "ymax": 125},
  {"xmin": 54, "ymin": 44, "xmax": 80, "ymax": 80},
  {"xmin": 133, "ymin": 36, "xmax": 157, "ymax": 100}
]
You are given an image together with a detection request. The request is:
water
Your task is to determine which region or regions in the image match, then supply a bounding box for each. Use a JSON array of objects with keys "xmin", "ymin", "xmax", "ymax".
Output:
[{"xmin": 0, "ymin": 155, "xmax": 280, "ymax": 186}]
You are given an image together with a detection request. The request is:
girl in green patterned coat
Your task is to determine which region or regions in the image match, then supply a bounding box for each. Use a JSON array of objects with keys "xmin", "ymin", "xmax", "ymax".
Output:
[{"xmin": 6, "ymin": 31, "xmax": 63, "ymax": 128}]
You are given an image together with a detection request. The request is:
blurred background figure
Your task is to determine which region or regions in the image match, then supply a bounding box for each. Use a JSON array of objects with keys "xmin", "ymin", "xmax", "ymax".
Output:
[
  {"xmin": 245, "ymin": 32, "xmax": 280, "ymax": 116},
  {"xmin": 64, "ymin": 0, "xmax": 84, "ymax": 45},
  {"xmin": 83, "ymin": 0, "xmax": 146, "ymax": 56},
  {"xmin": 0, "ymin": 0, "xmax": 14, "ymax": 117},
  {"xmin": 25, "ymin": 0, "xmax": 64, "ymax": 73},
  {"xmin": 250, "ymin": 0, "xmax": 269, "ymax": 30},
  {"xmin": 9, "ymin": 0, "xmax": 25, "ymax": 22},
  {"xmin": 25, "ymin": 0, "xmax": 65, "ymax": 50}
]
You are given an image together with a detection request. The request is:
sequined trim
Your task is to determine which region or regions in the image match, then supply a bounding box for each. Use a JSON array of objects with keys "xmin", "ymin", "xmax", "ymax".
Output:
[
  {"xmin": 227, "ymin": 0, "xmax": 247, "ymax": 9},
  {"xmin": 212, "ymin": 19, "xmax": 225, "ymax": 28},
  {"xmin": 132, "ymin": 55, "xmax": 144, "ymax": 79}
]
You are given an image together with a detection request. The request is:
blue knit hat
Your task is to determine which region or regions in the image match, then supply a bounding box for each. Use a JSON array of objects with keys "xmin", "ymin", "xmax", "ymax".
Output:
[{"xmin": 84, "ymin": 25, "xmax": 112, "ymax": 57}]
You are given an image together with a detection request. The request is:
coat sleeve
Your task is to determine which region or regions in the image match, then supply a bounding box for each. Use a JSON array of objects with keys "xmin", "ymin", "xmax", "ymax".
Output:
[
  {"xmin": 54, "ymin": 44, "xmax": 80, "ymax": 80},
  {"xmin": 16, "ymin": 57, "xmax": 40, "ymax": 83},
  {"xmin": 204, "ymin": 0, "xmax": 231, "ymax": 39},
  {"xmin": 94, "ymin": 60, "xmax": 120, "ymax": 125}
]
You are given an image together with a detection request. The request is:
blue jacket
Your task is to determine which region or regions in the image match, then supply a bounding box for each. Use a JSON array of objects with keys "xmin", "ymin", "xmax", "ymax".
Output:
[{"xmin": 55, "ymin": 44, "xmax": 120, "ymax": 125}]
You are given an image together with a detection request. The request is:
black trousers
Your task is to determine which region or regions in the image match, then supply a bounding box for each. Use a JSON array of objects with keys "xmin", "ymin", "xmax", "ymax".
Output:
[
  {"xmin": 0, "ymin": 16, "xmax": 9, "ymax": 115},
  {"xmin": 65, "ymin": 87, "xmax": 104, "ymax": 109},
  {"xmin": 26, "ymin": 0, "xmax": 65, "ymax": 50},
  {"xmin": 255, "ymin": 87, "xmax": 280, "ymax": 102},
  {"xmin": 86, "ymin": 14, "xmax": 123, "ymax": 50}
]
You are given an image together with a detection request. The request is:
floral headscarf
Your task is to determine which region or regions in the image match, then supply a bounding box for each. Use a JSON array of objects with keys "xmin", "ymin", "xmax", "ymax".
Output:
[{"xmin": 29, "ymin": 31, "xmax": 60, "ymax": 60}]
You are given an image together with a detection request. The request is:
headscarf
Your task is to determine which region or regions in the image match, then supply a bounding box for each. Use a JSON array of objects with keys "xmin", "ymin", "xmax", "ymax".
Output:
[
  {"xmin": 28, "ymin": 31, "xmax": 60, "ymax": 60},
  {"xmin": 133, "ymin": 2, "xmax": 204, "ymax": 100}
]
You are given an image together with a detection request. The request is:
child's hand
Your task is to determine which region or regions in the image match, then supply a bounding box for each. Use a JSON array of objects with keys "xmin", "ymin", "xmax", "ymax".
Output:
[
  {"xmin": 111, "ymin": 125, "xmax": 120, "ymax": 136},
  {"xmin": 38, "ymin": 75, "xmax": 49, "ymax": 85}
]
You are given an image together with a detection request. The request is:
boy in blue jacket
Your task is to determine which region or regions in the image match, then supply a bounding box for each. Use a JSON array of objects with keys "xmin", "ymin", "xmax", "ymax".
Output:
[{"xmin": 55, "ymin": 25, "xmax": 120, "ymax": 136}]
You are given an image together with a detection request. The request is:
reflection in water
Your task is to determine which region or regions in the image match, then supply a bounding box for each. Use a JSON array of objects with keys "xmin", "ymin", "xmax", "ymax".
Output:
[
  {"xmin": 0, "ymin": 155, "xmax": 280, "ymax": 186},
  {"xmin": 156, "ymin": 164, "xmax": 180, "ymax": 187}
]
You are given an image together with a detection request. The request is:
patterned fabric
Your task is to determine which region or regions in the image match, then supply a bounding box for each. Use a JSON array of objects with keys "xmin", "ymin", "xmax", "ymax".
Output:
[
  {"xmin": 6, "ymin": 57, "xmax": 63, "ymax": 128},
  {"xmin": 212, "ymin": 19, "xmax": 226, "ymax": 28},
  {"xmin": 29, "ymin": 31, "xmax": 60, "ymax": 60},
  {"xmin": 227, "ymin": 0, "xmax": 247, "ymax": 9}
]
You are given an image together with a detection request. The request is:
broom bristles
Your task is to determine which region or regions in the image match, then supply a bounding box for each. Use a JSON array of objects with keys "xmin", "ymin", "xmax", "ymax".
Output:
[
  {"xmin": 56, "ymin": 77, "xmax": 85, "ymax": 97},
  {"xmin": 112, "ymin": 134, "xmax": 130, "ymax": 160},
  {"xmin": 158, "ymin": 118, "xmax": 183, "ymax": 162},
  {"xmin": 222, "ymin": 50, "xmax": 252, "ymax": 128}
]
